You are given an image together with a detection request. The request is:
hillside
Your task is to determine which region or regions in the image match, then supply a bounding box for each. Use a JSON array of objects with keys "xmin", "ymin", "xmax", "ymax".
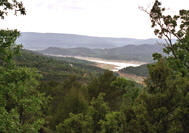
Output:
[
  {"xmin": 39, "ymin": 44, "xmax": 164, "ymax": 62},
  {"xmin": 14, "ymin": 50, "xmax": 105, "ymax": 81},
  {"xmin": 16, "ymin": 32, "xmax": 169, "ymax": 50},
  {"xmin": 119, "ymin": 64, "xmax": 149, "ymax": 77}
]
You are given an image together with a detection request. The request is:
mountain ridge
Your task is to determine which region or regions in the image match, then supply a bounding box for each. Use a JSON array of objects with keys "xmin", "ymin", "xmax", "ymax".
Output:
[
  {"xmin": 17, "ymin": 32, "xmax": 171, "ymax": 50},
  {"xmin": 39, "ymin": 44, "xmax": 164, "ymax": 62}
]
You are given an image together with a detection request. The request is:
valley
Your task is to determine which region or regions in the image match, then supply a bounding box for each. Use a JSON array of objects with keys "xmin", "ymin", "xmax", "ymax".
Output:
[
  {"xmin": 2, "ymin": 0, "xmax": 189, "ymax": 132},
  {"xmin": 46, "ymin": 54, "xmax": 146, "ymax": 71},
  {"xmin": 17, "ymin": 32, "xmax": 156, "ymax": 83},
  {"xmin": 75, "ymin": 56, "xmax": 146, "ymax": 71},
  {"xmin": 44, "ymin": 54, "xmax": 147, "ymax": 83}
]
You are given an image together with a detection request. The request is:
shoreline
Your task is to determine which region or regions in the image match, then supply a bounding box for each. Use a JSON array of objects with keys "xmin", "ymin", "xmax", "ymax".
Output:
[
  {"xmin": 45, "ymin": 54, "xmax": 147, "ymax": 71},
  {"xmin": 75, "ymin": 56, "xmax": 146, "ymax": 65}
]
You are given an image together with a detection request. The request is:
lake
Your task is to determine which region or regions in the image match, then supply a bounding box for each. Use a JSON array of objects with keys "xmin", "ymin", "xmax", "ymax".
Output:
[
  {"xmin": 45, "ymin": 54, "xmax": 146, "ymax": 71},
  {"xmin": 75, "ymin": 56, "xmax": 146, "ymax": 71}
]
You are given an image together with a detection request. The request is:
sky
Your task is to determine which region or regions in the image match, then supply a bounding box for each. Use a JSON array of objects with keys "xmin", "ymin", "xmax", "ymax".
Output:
[{"xmin": 0, "ymin": 0, "xmax": 188, "ymax": 39}]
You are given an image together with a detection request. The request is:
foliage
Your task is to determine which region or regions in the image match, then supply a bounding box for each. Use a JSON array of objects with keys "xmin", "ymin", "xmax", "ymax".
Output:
[
  {"xmin": 0, "ymin": 0, "xmax": 26, "ymax": 19},
  {"xmin": 56, "ymin": 113, "xmax": 92, "ymax": 133},
  {"xmin": 119, "ymin": 64, "xmax": 149, "ymax": 77},
  {"xmin": 0, "ymin": 30, "xmax": 49, "ymax": 132},
  {"xmin": 15, "ymin": 50, "xmax": 104, "ymax": 81},
  {"xmin": 0, "ymin": 30, "xmax": 22, "ymax": 65},
  {"xmin": 0, "ymin": 2, "xmax": 48, "ymax": 132},
  {"xmin": 87, "ymin": 71, "xmax": 140, "ymax": 110},
  {"xmin": 2, "ymin": 0, "xmax": 189, "ymax": 132},
  {"xmin": 87, "ymin": 93, "xmax": 110, "ymax": 133},
  {"xmin": 100, "ymin": 111, "xmax": 123, "ymax": 133},
  {"xmin": 147, "ymin": 0, "xmax": 189, "ymax": 60},
  {"xmin": 38, "ymin": 69, "xmax": 141, "ymax": 132},
  {"xmin": 0, "ymin": 65, "xmax": 47, "ymax": 132},
  {"xmin": 124, "ymin": 0, "xmax": 189, "ymax": 132}
]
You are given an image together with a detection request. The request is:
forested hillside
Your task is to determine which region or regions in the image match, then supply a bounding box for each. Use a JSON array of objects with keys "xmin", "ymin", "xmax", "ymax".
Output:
[
  {"xmin": 119, "ymin": 64, "xmax": 149, "ymax": 77},
  {"xmin": 14, "ymin": 50, "xmax": 104, "ymax": 82},
  {"xmin": 1, "ymin": 0, "xmax": 189, "ymax": 133},
  {"xmin": 11, "ymin": 49, "xmax": 144, "ymax": 132},
  {"xmin": 40, "ymin": 44, "xmax": 164, "ymax": 62}
]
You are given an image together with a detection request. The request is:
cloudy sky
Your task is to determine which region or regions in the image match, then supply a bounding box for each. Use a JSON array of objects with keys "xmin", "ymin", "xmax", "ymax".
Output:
[{"xmin": 0, "ymin": 0, "xmax": 188, "ymax": 39}]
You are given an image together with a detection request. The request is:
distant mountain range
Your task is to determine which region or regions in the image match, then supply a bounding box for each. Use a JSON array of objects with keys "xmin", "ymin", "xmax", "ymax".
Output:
[
  {"xmin": 16, "ymin": 32, "xmax": 172, "ymax": 50},
  {"xmin": 39, "ymin": 44, "xmax": 164, "ymax": 62}
]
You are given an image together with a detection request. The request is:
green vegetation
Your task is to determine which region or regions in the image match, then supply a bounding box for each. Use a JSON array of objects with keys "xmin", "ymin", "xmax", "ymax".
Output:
[
  {"xmin": 119, "ymin": 64, "xmax": 149, "ymax": 77},
  {"xmin": 38, "ymin": 71, "xmax": 142, "ymax": 132},
  {"xmin": 1, "ymin": 0, "xmax": 189, "ymax": 132},
  {"xmin": 13, "ymin": 50, "xmax": 142, "ymax": 132},
  {"xmin": 0, "ymin": 4, "xmax": 47, "ymax": 132},
  {"xmin": 15, "ymin": 50, "xmax": 104, "ymax": 82},
  {"xmin": 40, "ymin": 44, "xmax": 164, "ymax": 62}
]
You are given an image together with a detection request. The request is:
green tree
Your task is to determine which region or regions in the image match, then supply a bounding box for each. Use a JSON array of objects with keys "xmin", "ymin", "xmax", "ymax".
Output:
[
  {"xmin": 88, "ymin": 71, "xmax": 127, "ymax": 110},
  {"xmin": 0, "ymin": 0, "xmax": 26, "ymax": 19},
  {"xmin": 148, "ymin": 3, "xmax": 189, "ymax": 132},
  {"xmin": 56, "ymin": 93, "xmax": 110, "ymax": 133},
  {"xmin": 100, "ymin": 111, "xmax": 123, "ymax": 133},
  {"xmin": 128, "ymin": 0, "xmax": 189, "ymax": 132},
  {"xmin": 55, "ymin": 86, "xmax": 88, "ymax": 122},
  {"xmin": 0, "ymin": 1, "xmax": 48, "ymax": 132},
  {"xmin": 0, "ymin": 64, "xmax": 48, "ymax": 132},
  {"xmin": 0, "ymin": 30, "xmax": 22, "ymax": 65},
  {"xmin": 56, "ymin": 113, "xmax": 92, "ymax": 133},
  {"xmin": 87, "ymin": 93, "xmax": 110, "ymax": 133},
  {"xmin": 44, "ymin": 76, "xmax": 89, "ymax": 131},
  {"xmin": 88, "ymin": 70, "xmax": 116, "ymax": 99}
]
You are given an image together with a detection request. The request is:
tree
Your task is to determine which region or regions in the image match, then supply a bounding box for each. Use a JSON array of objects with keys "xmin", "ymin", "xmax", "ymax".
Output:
[
  {"xmin": 0, "ymin": 64, "xmax": 48, "ymax": 132},
  {"xmin": 43, "ymin": 76, "xmax": 89, "ymax": 131},
  {"xmin": 88, "ymin": 70, "xmax": 126, "ymax": 110},
  {"xmin": 0, "ymin": 1, "xmax": 48, "ymax": 132},
  {"xmin": 140, "ymin": 0, "xmax": 189, "ymax": 63},
  {"xmin": 0, "ymin": 30, "xmax": 22, "ymax": 65},
  {"xmin": 0, "ymin": 0, "xmax": 26, "ymax": 65},
  {"xmin": 56, "ymin": 93, "xmax": 110, "ymax": 133},
  {"xmin": 100, "ymin": 111, "xmax": 123, "ymax": 133},
  {"xmin": 56, "ymin": 113, "xmax": 92, "ymax": 133},
  {"xmin": 128, "ymin": 0, "xmax": 189, "ymax": 132},
  {"xmin": 87, "ymin": 93, "xmax": 110, "ymax": 133},
  {"xmin": 0, "ymin": 0, "xmax": 26, "ymax": 19}
]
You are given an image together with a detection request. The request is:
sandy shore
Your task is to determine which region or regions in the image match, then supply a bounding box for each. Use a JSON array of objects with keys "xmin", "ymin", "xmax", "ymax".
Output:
[
  {"xmin": 45, "ymin": 54, "xmax": 147, "ymax": 84},
  {"xmin": 74, "ymin": 56, "xmax": 146, "ymax": 71},
  {"xmin": 45, "ymin": 54, "xmax": 147, "ymax": 71},
  {"xmin": 75, "ymin": 56, "xmax": 146, "ymax": 65}
]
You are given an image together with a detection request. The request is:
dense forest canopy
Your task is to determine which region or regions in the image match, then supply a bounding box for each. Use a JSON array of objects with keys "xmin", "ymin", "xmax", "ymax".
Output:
[{"xmin": 0, "ymin": 0, "xmax": 189, "ymax": 132}]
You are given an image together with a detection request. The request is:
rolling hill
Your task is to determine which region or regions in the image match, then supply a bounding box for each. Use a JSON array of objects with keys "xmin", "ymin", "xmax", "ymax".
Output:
[
  {"xmin": 39, "ymin": 44, "xmax": 164, "ymax": 62},
  {"xmin": 14, "ymin": 50, "xmax": 104, "ymax": 81},
  {"xmin": 119, "ymin": 64, "xmax": 149, "ymax": 77},
  {"xmin": 16, "ymin": 32, "xmax": 170, "ymax": 50}
]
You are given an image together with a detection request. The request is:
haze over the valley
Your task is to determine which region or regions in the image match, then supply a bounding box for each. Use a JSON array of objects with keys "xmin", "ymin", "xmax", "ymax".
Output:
[
  {"xmin": 17, "ymin": 32, "xmax": 171, "ymax": 50},
  {"xmin": 1, "ymin": 0, "xmax": 188, "ymax": 39}
]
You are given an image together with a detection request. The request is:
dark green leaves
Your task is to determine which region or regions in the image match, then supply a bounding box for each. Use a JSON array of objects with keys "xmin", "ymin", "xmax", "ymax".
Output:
[
  {"xmin": 0, "ymin": 29, "xmax": 22, "ymax": 65},
  {"xmin": 0, "ymin": 0, "xmax": 26, "ymax": 19}
]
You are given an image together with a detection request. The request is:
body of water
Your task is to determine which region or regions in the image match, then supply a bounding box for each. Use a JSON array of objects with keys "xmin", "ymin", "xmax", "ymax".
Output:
[
  {"xmin": 45, "ymin": 54, "xmax": 146, "ymax": 71},
  {"xmin": 82, "ymin": 58, "xmax": 142, "ymax": 71}
]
